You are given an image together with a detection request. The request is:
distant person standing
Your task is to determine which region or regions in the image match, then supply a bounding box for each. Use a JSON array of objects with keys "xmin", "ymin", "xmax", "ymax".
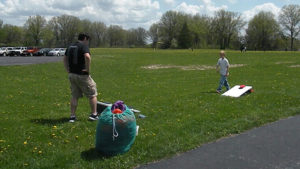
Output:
[
  {"xmin": 64, "ymin": 33, "xmax": 99, "ymax": 122},
  {"xmin": 240, "ymin": 45, "xmax": 244, "ymax": 52},
  {"xmin": 216, "ymin": 50, "xmax": 230, "ymax": 94}
]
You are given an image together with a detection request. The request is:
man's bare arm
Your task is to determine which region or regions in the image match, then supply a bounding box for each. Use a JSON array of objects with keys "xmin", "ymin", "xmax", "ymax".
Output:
[{"xmin": 83, "ymin": 53, "xmax": 91, "ymax": 72}]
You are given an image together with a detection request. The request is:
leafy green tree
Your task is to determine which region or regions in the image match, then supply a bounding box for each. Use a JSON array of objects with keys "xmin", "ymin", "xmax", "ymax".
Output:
[
  {"xmin": 48, "ymin": 17, "xmax": 60, "ymax": 47},
  {"xmin": 279, "ymin": 4, "xmax": 300, "ymax": 50},
  {"xmin": 0, "ymin": 20, "xmax": 5, "ymax": 45},
  {"xmin": 41, "ymin": 25, "xmax": 55, "ymax": 47},
  {"xmin": 188, "ymin": 15, "xmax": 211, "ymax": 49},
  {"xmin": 178, "ymin": 22, "xmax": 192, "ymax": 49},
  {"xmin": 107, "ymin": 25, "xmax": 126, "ymax": 47},
  {"xmin": 158, "ymin": 11, "xmax": 187, "ymax": 48},
  {"xmin": 148, "ymin": 23, "xmax": 159, "ymax": 48},
  {"xmin": 24, "ymin": 15, "xmax": 47, "ymax": 46},
  {"xmin": 48, "ymin": 15, "xmax": 81, "ymax": 47},
  {"xmin": 212, "ymin": 10, "xmax": 245, "ymax": 49},
  {"xmin": 246, "ymin": 11, "xmax": 281, "ymax": 50},
  {"xmin": 2, "ymin": 24, "xmax": 25, "ymax": 46}
]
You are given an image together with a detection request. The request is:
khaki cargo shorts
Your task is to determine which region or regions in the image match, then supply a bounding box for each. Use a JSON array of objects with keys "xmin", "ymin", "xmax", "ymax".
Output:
[{"xmin": 68, "ymin": 73, "xmax": 97, "ymax": 99}]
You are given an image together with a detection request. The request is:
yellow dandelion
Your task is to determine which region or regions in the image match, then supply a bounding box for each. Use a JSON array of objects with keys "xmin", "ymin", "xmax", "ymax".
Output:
[
  {"xmin": 48, "ymin": 142, "xmax": 52, "ymax": 146},
  {"xmin": 52, "ymin": 133, "xmax": 56, "ymax": 136},
  {"xmin": 52, "ymin": 126, "xmax": 57, "ymax": 129},
  {"xmin": 24, "ymin": 141, "xmax": 27, "ymax": 145},
  {"xmin": 75, "ymin": 136, "xmax": 79, "ymax": 139},
  {"xmin": 34, "ymin": 147, "xmax": 37, "ymax": 150},
  {"xmin": 38, "ymin": 151, "xmax": 42, "ymax": 154},
  {"xmin": 23, "ymin": 163, "xmax": 28, "ymax": 166}
]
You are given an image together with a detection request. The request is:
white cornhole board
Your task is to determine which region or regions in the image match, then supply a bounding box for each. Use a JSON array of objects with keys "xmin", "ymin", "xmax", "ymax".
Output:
[{"xmin": 222, "ymin": 85, "xmax": 252, "ymax": 98}]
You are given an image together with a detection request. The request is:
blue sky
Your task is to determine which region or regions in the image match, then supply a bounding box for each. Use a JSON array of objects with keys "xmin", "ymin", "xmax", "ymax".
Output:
[{"xmin": 0, "ymin": 0, "xmax": 299, "ymax": 29}]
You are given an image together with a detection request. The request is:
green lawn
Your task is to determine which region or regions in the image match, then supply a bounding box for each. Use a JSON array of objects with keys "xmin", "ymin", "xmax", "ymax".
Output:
[{"xmin": 0, "ymin": 49, "xmax": 300, "ymax": 169}]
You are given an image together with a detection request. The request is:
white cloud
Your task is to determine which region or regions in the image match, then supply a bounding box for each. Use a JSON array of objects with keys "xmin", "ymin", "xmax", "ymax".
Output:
[
  {"xmin": 242, "ymin": 3, "xmax": 281, "ymax": 21},
  {"xmin": 202, "ymin": 0, "xmax": 227, "ymax": 15},
  {"xmin": 0, "ymin": 0, "xmax": 161, "ymax": 29},
  {"xmin": 228, "ymin": 0, "xmax": 237, "ymax": 4},
  {"xmin": 175, "ymin": 2, "xmax": 204, "ymax": 15},
  {"xmin": 175, "ymin": 0, "xmax": 227, "ymax": 16},
  {"xmin": 164, "ymin": 0, "xmax": 175, "ymax": 5}
]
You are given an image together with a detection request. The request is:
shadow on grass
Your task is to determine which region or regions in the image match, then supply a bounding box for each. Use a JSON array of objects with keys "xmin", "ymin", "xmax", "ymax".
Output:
[
  {"xmin": 81, "ymin": 148, "xmax": 114, "ymax": 161},
  {"xmin": 30, "ymin": 117, "xmax": 69, "ymax": 126}
]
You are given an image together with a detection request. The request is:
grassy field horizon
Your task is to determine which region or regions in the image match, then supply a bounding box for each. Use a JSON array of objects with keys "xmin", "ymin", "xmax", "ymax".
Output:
[{"xmin": 0, "ymin": 49, "xmax": 300, "ymax": 169}]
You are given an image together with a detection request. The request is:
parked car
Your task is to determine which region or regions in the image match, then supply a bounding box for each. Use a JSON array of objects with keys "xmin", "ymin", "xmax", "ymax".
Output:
[
  {"xmin": 0, "ymin": 47, "xmax": 14, "ymax": 56},
  {"xmin": 11, "ymin": 47, "xmax": 27, "ymax": 56},
  {"xmin": 48, "ymin": 48, "xmax": 66, "ymax": 56},
  {"xmin": 22, "ymin": 47, "xmax": 40, "ymax": 56},
  {"xmin": 33, "ymin": 48, "xmax": 52, "ymax": 56},
  {"xmin": 0, "ymin": 47, "xmax": 7, "ymax": 56}
]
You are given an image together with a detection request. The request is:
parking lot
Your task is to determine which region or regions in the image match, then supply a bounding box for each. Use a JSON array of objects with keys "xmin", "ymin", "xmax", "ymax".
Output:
[{"xmin": 0, "ymin": 56, "xmax": 63, "ymax": 66}]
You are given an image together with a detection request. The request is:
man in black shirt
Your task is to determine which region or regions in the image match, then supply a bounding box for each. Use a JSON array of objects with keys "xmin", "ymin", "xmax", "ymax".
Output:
[{"xmin": 64, "ymin": 33, "xmax": 98, "ymax": 122}]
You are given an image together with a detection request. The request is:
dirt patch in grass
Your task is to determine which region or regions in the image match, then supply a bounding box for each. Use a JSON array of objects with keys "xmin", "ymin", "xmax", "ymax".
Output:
[
  {"xmin": 289, "ymin": 65, "xmax": 300, "ymax": 68},
  {"xmin": 142, "ymin": 64, "xmax": 246, "ymax": 71},
  {"xmin": 275, "ymin": 61, "xmax": 294, "ymax": 64}
]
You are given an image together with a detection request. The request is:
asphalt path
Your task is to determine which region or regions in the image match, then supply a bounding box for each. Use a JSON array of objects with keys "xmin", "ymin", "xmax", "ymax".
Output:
[
  {"xmin": 0, "ymin": 56, "xmax": 62, "ymax": 66},
  {"xmin": 137, "ymin": 115, "xmax": 300, "ymax": 169}
]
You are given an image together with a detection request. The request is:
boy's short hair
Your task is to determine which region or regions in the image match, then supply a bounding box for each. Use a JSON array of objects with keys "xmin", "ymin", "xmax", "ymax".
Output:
[
  {"xmin": 78, "ymin": 33, "xmax": 90, "ymax": 41},
  {"xmin": 220, "ymin": 50, "xmax": 225, "ymax": 56}
]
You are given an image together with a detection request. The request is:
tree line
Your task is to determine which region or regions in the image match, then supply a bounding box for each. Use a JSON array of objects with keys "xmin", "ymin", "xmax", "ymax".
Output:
[{"xmin": 0, "ymin": 4, "xmax": 299, "ymax": 51}]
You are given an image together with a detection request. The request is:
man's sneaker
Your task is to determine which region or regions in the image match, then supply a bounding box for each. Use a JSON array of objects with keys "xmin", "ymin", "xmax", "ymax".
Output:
[
  {"xmin": 89, "ymin": 113, "xmax": 99, "ymax": 121},
  {"xmin": 216, "ymin": 90, "xmax": 221, "ymax": 94},
  {"xmin": 69, "ymin": 116, "xmax": 76, "ymax": 123}
]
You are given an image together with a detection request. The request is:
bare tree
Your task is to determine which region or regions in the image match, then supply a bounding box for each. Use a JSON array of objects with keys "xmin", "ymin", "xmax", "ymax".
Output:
[
  {"xmin": 57, "ymin": 15, "xmax": 81, "ymax": 47},
  {"xmin": 91, "ymin": 22, "xmax": 107, "ymax": 47},
  {"xmin": 279, "ymin": 4, "xmax": 300, "ymax": 50}
]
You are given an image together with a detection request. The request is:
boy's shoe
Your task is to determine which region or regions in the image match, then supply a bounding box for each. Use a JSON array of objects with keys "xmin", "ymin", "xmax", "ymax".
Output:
[
  {"xmin": 89, "ymin": 113, "xmax": 99, "ymax": 121},
  {"xmin": 69, "ymin": 116, "xmax": 76, "ymax": 123},
  {"xmin": 216, "ymin": 90, "xmax": 221, "ymax": 94}
]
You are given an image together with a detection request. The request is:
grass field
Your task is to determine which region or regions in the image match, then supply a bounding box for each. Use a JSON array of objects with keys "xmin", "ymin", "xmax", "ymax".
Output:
[{"xmin": 0, "ymin": 49, "xmax": 300, "ymax": 169}]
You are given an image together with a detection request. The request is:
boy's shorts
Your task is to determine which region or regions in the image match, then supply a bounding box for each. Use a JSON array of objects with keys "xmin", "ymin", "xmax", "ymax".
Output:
[{"xmin": 68, "ymin": 73, "xmax": 97, "ymax": 99}]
